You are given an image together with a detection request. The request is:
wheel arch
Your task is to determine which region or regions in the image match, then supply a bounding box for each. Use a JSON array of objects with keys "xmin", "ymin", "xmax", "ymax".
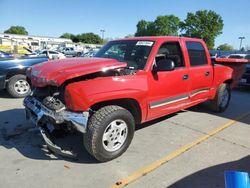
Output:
[
  {"xmin": 90, "ymin": 98, "xmax": 142, "ymax": 125},
  {"xmin": 6, "ymin": 68, "xmax": 27, "ymax": 80},
  {"xmin": 224, "ymin": 79, "xmax": 233, "ymax": 88}
]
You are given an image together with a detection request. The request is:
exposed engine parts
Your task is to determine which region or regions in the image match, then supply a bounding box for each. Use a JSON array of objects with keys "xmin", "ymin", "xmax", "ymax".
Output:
[{"xmin": 42, "ymin": 96, "xmax": 65, "ymax": 111}]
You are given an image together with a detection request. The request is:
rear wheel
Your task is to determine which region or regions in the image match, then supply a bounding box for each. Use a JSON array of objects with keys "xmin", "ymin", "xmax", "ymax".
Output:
[
  {"xmin": 7, "ymin": 74, "xmax": 31, "ymax": 98},
  {"xmin": 84, "ymin": 105, "xmax": 135, "ymax": 162},
  {"xmin": 76, "ymin": 52, "xmax": 82, "ymax": 57},
  {"xmin": 210, "ymin": 83, "xmax": 231, "ymax": 112}
]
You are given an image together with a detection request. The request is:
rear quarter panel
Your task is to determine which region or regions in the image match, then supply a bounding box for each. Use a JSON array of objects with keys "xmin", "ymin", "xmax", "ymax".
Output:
[{"xmin": 211, "ymin": 65, "xmax": 233, "ymax": 98}]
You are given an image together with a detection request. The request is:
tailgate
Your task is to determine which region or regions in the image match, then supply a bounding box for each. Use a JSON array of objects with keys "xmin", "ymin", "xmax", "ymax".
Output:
[{"xmin": 214, "ymin": 58, "xmax": 250, "ymax": 88}]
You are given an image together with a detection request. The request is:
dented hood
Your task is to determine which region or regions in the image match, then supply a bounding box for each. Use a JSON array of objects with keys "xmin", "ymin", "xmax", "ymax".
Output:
[{"xmin": 28, "ymin": 58, "xmax": 127, "ymax": 87}]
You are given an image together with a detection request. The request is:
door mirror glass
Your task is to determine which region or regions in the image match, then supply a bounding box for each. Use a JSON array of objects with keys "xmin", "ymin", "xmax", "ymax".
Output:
[{"xmin": 153, "ymin": 59, "xmax": 175, "ymax": 72}]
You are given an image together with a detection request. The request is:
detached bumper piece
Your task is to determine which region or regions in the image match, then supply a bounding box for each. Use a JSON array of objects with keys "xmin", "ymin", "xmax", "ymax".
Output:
[
  {"xmin": 23, "ymin": 96, "xmax": 89, "ymax": 158},
  {"xmin": 39, "ymin": 127, "xmax": 77, "ymax": 158}
]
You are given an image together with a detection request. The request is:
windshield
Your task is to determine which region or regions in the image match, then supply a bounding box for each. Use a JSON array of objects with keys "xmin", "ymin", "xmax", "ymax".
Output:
[{"xmin": 95, "ymin": 40, "xmax": 154, "ymax": 70}]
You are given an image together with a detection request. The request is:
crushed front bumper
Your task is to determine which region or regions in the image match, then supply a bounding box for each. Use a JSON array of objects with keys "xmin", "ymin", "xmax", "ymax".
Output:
[{"xmin": 23, "ymin": 96, "xmax": 89, "ymax": 158}]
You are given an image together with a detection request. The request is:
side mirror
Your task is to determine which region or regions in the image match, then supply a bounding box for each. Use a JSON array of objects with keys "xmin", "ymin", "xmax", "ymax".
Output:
[{"xmin": 153, "ymin": 59, "xmax": 175, "ymax": 72}]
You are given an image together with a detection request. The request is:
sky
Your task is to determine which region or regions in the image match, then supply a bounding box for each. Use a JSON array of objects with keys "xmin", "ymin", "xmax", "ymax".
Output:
[{"xmin": 1, "ymin": 0, "xmax": 250, "ymax": 49}]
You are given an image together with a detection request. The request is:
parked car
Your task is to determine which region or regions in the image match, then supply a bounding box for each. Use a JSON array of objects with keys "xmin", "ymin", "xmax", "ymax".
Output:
[
  {"xmin": 39, "ymin": 50, "xmax": 66, "ymax": 59},
  {"xmin": 227, "ymin": 54, "xmax": 250, "ymax": 86},
  {"xmin": 0, "ymin": 57, "xmax": 48, "ymax": 97},
  {"xmin": 59, "ymin": 47, "xmax": 82, "ymax": 57},
  {"xmin": 228, "ymin": 54, "xmax": 247, "ymax": 59},
  {"xmin": 81, "ymin": 49, "xmax": 98, "ymax": 57},
  {"xmin": 24, "ymin": 37, "xmax": 247, "ymax": 162},
  {"xmin": 0, "ymin": 50, "xmax": 14, "ymax": 59}
]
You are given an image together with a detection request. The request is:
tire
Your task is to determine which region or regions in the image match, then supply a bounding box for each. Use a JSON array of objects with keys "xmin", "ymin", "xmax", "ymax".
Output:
[
  {"xmin": 210, "ymin": 83, "xmax": 231, "ymax": 112},
  {"xmin": 7, "ymin": 74, "xmax": 31, "ymax": 98},
  {"xmin": 76, "ymin": 52, "xmax": 82, "ymax": 57},
  {"xmin": 84, "ymin": 105, "xmax": 135, "ymax": 162}
]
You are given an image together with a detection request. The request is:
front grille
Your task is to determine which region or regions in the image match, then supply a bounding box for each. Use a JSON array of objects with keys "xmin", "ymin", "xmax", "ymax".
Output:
[{"xmin": 32, "ymin": 86, "xmax": 65, "ymax": 104}]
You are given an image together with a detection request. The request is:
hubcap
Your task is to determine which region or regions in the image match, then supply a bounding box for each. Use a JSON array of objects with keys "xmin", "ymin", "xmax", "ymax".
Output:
[
  {"xmin": 219, "ymin": 88, "xmax": 229, "ymax": 108},
  {"xmin": 14, "ymin": 80, "xmax": 30, "ymax": 94},
  {"xmin": 102, "ymin": 119, "xmax": 128, "ymax": 152}
]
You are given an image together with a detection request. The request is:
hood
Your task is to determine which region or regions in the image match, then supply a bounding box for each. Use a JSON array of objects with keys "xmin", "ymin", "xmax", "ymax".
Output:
[{"xmin": 28, "ymin": 57, "xmax": 127, "ymax": 87}]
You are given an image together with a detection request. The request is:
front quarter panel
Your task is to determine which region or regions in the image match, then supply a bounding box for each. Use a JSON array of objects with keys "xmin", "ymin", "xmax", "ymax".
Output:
[{"xmin": 64, "ymin": 73, "xmax": 148, "ymax": 120}]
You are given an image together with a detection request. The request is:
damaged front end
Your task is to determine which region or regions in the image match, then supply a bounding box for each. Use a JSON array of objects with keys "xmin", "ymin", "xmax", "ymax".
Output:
[{"xmin": 23, "ymin": 94, "xmax": 89, "ymax": 158}]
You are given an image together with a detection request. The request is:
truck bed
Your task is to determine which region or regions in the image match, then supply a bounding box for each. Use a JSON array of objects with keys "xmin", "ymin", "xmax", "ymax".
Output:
[{"xmin": 214, "ymin": 58, "xmax": 250, "ymax": 88}]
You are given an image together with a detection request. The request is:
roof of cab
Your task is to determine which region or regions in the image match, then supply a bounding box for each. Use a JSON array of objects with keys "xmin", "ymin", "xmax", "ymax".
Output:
[{"xmin": 113, "ymin": 36, "xmax": 203, "ymax": 42}]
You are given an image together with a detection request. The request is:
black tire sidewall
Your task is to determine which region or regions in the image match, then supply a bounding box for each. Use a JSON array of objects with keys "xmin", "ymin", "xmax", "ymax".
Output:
[
  {"xmin": 89, "ymin": 107, "xmax": 135, "ymax": 161},
  {"xmin": 7, "ymin": 75, "xmax": 31, "ymax": 98},
  {"xmin": 217, "ymin": 84, "xmax": 231, "ymax": 112}
]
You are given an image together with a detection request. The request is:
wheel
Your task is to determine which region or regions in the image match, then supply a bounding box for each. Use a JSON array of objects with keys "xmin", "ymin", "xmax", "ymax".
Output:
[
  {"xmin": 7, "ymin": 74, "xmax": 31, "ymax": 98},
  {"xmin": 210, "ymin": 83, "xmax": 231, "ymax": 112},
  {"xmin": 84, "ymin": 105, "xmax": 135, "ymax": 162},
  {"xmin": 76, "ymin": 52, "xmax": 82, "ymax": 57}
]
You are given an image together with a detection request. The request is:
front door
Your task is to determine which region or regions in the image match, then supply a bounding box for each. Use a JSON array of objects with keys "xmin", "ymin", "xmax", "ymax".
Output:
[{"xmin": 147, "ymin": 41, "xmax": 190, "ymax": 121}]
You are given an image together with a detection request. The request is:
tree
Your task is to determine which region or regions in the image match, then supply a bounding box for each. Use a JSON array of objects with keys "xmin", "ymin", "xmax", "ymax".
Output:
[
  {"xmin": 77, "ymin": 33, "xmax": 102, "ymax": 44},
  {"xmin": 241, "ymin": 47, "xmax": 245, "ymax": 52},
  {"xmin": 181, "ymin": 10, "xmax": 223, "ymax": 49},
  {"xmin": 135, "ymin": 20, "xmax": 152, "ymax": 36},
  {"xmin": 217, "ymin": 43, "xmax": 234, "ymax": 51},
  {"xmin": 135, "ymin": 15, "xmax": 180, "ymax": 36},
  {"xmin": 4, "ymin": 26, "xmax": 28, "ymax": 35},
  {"xmin": 60, "ymin": 33, "xmax": 74, "ymax": 39},
  {"xmin": 60, "ymin": 33, "xmax": 79, "ymax": 42},
  {"xmin": 153, "ymin": 15, "xmax": 180, "ymax": 36}
]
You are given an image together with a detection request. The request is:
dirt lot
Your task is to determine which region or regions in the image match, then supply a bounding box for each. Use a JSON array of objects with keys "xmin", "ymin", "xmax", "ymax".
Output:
[{"xmin": 0, "ymin": 88, "xmax": 250, "ymax": 188}]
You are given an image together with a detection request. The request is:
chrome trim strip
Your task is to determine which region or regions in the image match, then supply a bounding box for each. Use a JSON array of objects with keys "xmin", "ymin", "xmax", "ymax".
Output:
[
  {"xmin": 149, "ymin": 87, "xmax": 211, "ymax": 109},
  {"xmin": 150, "ymin": 94, "xmax": 189, "ymax": 109},
  {"xmin": 190, "ymin": 88, "xmax": 210, "ymax": 97}
]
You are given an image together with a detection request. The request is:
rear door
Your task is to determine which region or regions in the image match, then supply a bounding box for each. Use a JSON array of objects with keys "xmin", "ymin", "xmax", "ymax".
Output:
[{"xmin": 184, "ymin": 40, "xmax": 213, "ymax": 103}]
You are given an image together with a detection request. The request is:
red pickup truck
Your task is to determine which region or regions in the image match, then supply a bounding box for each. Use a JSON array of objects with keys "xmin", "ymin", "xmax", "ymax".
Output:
[{"xmin": 23, "ymin": 36, "xmax": 247, "ymax": 161}]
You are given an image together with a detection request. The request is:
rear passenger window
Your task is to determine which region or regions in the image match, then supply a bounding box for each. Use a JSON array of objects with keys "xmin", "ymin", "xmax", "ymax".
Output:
[{"xmin": 186, "ymin": 42, "xmax": 207, "ymax": 66}]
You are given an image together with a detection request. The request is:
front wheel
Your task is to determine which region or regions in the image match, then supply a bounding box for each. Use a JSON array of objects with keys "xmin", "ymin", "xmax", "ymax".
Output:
[
  {"xmin": 7, "ymin": 74, "xmax": 31, "ymax": 98},
  {"xmin": 84, "ymin": 105, "xmax": 135, "ymax": 162},
  {"xmin": 210, "ymin": 83, "xmax": 231, "ymax": 112}
]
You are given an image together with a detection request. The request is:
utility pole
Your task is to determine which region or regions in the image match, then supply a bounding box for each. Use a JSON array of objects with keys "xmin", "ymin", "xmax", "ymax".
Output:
[
  {"xmin": 238, "ymin": 36, "xmax": 245, "ymax": 50},
  {"xmin": 100, "ymin": 29, "xmax": 105, "ymax": 43}
]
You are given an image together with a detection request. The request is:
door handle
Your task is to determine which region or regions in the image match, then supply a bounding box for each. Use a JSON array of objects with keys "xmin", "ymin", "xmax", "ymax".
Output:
[
  {"xmin": 183, "ymin": 74, "xmax": 189, "ymax": 80},
  {"xmin": 205, "ymin": 71, "xmax": 210, "ymax": 76}
]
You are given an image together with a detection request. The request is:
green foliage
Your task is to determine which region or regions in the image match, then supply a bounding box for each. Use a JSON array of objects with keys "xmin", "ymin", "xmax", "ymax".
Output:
[
  {"xmin": 60, "ymin": 33, "xmax": 79, "ymax": 43},
  {"xmin": 241, "ymin": 47, "xmax": 245, "ymax": 52},
  {"xmin": 217, "ymin": 43, "xmax": 234, "ymax": 51},
  {"xmin": 4, "ymin": 26, "xmax": 28, "ymax": 35},
  {"xmin": 60, "ymin": 33, "xmax": 75, "ymax": 39},
  {"xmin": 181, "ymin": 10, "xmax": 223, "ymax": 49},
  {"xmin": 77, "ymin": 33, "xmax": 102, "ymax": 44},
  {"xmin": 135, "ymin": 15, "xmax": 180, "ymax": 36},
  {"xmin": 59, "ymin": 32, "xmax": 102, "ymax": 44}
]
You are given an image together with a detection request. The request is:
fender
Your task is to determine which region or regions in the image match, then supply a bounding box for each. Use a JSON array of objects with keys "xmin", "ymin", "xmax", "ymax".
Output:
[{"xmin": 64, "ymin": 74, "xmax": 149, "ymax": 121}]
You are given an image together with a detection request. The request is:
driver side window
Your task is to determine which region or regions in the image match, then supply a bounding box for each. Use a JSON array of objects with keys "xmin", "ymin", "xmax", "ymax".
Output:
[{"xmin": 156, "ymin": 42, "xmax": 185, "ymax": 68}]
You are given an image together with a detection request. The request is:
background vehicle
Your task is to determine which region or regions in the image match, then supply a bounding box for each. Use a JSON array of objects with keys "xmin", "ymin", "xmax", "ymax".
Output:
[
  {"xmin": 0, "ymin": 57, "xmax": 48, "ymax": 97},
  {"xmin": 81, "ymin": 49, "xmax": 99, "ymax": 57},
  {"xmin": 0, "ymin": 50, "xmax": 14, "ymax": 59},
  {"xmin": 24, "ymin": 37, "xmax": 248, "ymax": 162},
  {"xmin": 39, "ymin": 50, "xmax": 66, "ymax": 59},
  {"xmin": 228, "ymin": 54, "xmax": 250, "ymax": 86},
  {"xmin": 59, "ymin": 47, "xmax": 82, "ymax": 57},
  {"xmin": 228, "ymin": 54, "xmax": 247, "ymax": 59}
]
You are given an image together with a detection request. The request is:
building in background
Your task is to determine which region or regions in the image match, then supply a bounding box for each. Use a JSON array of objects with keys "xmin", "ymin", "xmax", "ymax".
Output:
[{"xmin": 0, "ymin": 33, "xmax": 102, "ymax": 54}]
